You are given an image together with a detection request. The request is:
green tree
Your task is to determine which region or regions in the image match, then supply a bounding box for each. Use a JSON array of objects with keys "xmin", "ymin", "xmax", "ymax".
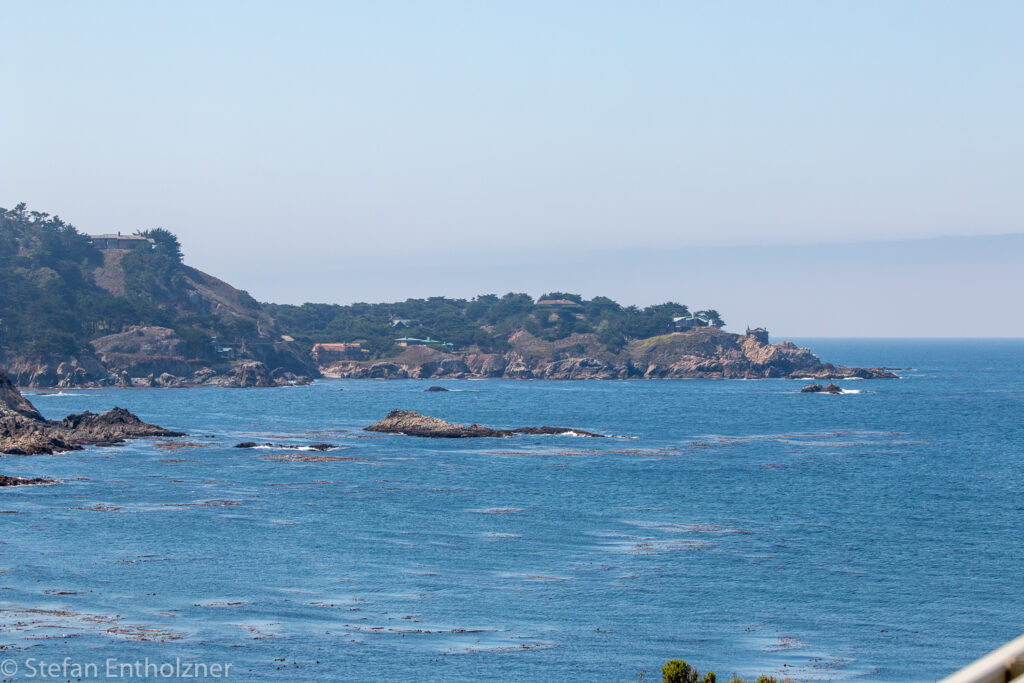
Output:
[
  {"xmin": 137, "ymin": 227, "xmax": 183, "ymax": 262},
  {"xmin": 661, "ymin": 659, "xmax": 716, "ymax": 683},
  {"xmin": 696, "ymin": 309, "xmax": 725, "ymax": 327}
]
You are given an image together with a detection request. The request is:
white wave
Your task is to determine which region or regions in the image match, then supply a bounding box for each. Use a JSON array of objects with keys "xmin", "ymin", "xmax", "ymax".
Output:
[{"xmin": 251, "ymin": 444, "xmax": 342, "ymax": 451}]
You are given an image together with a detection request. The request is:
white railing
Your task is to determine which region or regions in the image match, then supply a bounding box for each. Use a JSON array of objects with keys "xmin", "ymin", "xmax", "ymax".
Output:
[{"xmin": 940, "ymin": 633, "xmax": 1024, "ymax": 683}]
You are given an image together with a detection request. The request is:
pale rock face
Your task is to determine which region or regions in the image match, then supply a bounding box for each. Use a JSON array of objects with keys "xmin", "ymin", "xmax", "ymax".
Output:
[
  {"xmin": 317, "ymin": 329, "xmax": 896, "ymax": 381},
  {"xmin": 91, "ymin": 326, "xmax": 186, "ymax": 358}
]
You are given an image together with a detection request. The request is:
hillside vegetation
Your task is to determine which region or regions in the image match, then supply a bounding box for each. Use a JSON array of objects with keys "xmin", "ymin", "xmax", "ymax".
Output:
[
  {"xmin": 0, "ymin": 203, "xmax": 313, "ymax": 385},
  {"xmin": 266, "ymin": 293, "xmax": 725, "ymax": 357},
  {"xmin": 1, "ymin": 203, "xmax": 889, "ymax": 386}
]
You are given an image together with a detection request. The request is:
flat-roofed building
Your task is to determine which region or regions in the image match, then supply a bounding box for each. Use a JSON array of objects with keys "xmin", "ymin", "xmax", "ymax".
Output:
[{"xmin": 90, "ymin": 233, "xmax": 155, "ymax": 250}]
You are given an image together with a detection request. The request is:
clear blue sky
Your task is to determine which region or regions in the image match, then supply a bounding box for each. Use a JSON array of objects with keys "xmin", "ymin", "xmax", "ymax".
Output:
[{"xmin": 1, "ymin": 1, "xmax": 1022, "ymax": 334}]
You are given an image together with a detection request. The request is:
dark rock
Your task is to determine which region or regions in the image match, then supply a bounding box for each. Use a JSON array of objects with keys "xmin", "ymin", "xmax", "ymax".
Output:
[
  {"xmin": 59, "ymin": 407, "xmax": 184, "ymax": 440},
  {"xmin": 235, "ymin": 441, "xmax": 335, "ymax": 451},
  {"xmin": 801, "ymin": 383, "xmax": 824, "ymax": 393},
  {"xmin": 366, "ymin": 410, "xmax": 509, "ymax": 438},
  {"xmin": 1, "ymin": 369, "xmax": 184, "ymax": 456},
  {"xmin": 824, "ymin": 383, "xmax": 843, "ymax": 394},
  {"xmin": 364, "ymin": 410, "xmax": 604, "ymax": 439},
  {"xmin": 0, "ymin": 474, "xmax": 53, "ymax": 487},
  {"xmin": 425, "ymin": 386, "xmax": 449, "ymax": 392}
]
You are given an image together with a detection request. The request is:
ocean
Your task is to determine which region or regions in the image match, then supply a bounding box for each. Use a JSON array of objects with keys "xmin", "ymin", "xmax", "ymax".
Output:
[{"xmin": 2, "ymin": 339, "xmax": 1021, "ymax": 681}]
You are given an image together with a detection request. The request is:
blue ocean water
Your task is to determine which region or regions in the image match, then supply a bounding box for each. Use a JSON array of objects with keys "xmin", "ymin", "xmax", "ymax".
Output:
[{"xmin": 1, "ymin": 339, "xmax": 1021, "ymax": 682}]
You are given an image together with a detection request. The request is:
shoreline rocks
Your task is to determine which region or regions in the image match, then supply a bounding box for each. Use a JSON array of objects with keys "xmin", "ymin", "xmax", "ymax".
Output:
[
  {"xmin": 364, "ymin": 409, "xmax": 605, "ymax": 439},
  {"xmin": 322, "ymin": 329, "xmax": 899, "ymax": 382},
  {"xmin": 1, "ymin": 369, "xmax": 184, "ymax": 458}
]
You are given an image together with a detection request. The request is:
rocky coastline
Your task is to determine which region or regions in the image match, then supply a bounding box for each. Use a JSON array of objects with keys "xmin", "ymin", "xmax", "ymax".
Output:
[
  {"xmin": 324, "ymin": 328, "xmax": 897, "ymax": 381},
  {"xmin": 2, "ymin": 326, "xmax": 315, "ymax": 389},
  {"xmin": 1, "ymin": 370, "xmax": 183, "ymax": 465},
  {"xmin": 2, "ymin": 327, "xmax": 896, "ymax": 389}
]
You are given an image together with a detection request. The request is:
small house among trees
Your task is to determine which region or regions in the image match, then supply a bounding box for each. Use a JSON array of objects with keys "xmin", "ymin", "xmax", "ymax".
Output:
[
  {"xmin": 673, "ymin": 313, "xmax": 712, "ymax": 331},
  {"xmin": 90, "ymin": 233, "xmax": 155, "ymax": 251},
  {"xmin": 312, "ymin": 343, "xmax": 366, "ymax": 363}
]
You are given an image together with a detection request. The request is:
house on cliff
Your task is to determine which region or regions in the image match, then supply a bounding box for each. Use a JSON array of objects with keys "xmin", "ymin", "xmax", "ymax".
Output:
[
  {"xmin": 395, "ymin": 337, "xmax": 455, "ymax": 351},
  {"xmin": 746, "ymin": 327, "xmax": 769, "ymax": 343},
  {"xmin": 673, "ymin": 313, "xmax": 713, "ymax": 331},
  {"xmin": 90, "ymin": 233, "xmax": 155, "ymax": 251},
  {"xmin": 312, "ymin": 343, "xmax": 366, "ymax": 363}
]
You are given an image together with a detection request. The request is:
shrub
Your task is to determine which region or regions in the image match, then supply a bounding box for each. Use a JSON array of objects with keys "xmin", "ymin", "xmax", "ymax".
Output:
[{"xmin": 661, "ymin": 659, "xmax": 716, "ymax": 683}]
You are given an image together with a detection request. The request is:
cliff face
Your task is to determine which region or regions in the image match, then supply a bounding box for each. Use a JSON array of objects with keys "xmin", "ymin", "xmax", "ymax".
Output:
[
  {"xmin": 82, "ymin": 325, "xmax": 313, "ymax": 388},
  {"xmin": 322, "ymin": 328, "xmax": 896, "ymax": 380}
]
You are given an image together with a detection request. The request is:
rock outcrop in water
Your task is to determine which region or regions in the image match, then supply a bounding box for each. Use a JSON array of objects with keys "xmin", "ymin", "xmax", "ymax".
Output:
[
  {"xmin": 234, "ymin": 442, "xmax": 335, "ymax": 451},
  {"xmin": 0, "ymin": 474, "xmax": 53, "ymax": 487},
  {"xmin": 801, "ymin": 383, "xmax": 844, "ymax": 394},
  {"xmin": 324, "ymin": 328, "xmax": 897, "ymax": 381},
  {"xmin": 364, "ymin": 409, "xmax": 605, "ymax": 438},
  {"xmin": 0, "ymin": 369, "xmax": 183, "ymax": 458}
]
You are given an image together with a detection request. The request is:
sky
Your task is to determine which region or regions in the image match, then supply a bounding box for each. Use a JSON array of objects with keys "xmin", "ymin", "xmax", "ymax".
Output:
[{"xmin": 1, "ymin": 1, "xmax": 1022, "ymax": 335}]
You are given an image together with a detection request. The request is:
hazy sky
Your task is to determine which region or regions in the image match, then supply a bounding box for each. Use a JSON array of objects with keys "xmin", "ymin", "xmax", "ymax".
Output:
[{"xmin": 2, "ymin": 2, "xmax": 1022, "ymax": 334}]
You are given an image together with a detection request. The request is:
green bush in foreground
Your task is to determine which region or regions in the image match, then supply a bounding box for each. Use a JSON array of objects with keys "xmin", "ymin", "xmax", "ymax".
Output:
[
  {"xmin": 661, "ymin": 659, "xmax": 716, "ymax": 683},
  {"xmin": 656, "ymin": 659, "xmax": 795, "ymax": 683}
]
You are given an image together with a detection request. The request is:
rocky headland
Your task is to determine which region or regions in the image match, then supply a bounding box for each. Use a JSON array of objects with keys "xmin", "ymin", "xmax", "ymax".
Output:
[
  {"xmin": 2, "ymin": 325, "xmax": 315, "ymax": 389},
  {"xmin": 324, "ymin": 328, "xmax": 897, "ymax": 381},
  {"xmin": 0, "ymin": 370, "xmax": 183, "ymax": 461},
  {"xmin": 0, "ymin": 206, "xmax": 318, "ymax": 388},
  {"xmin": 0, "ymin": 206, "xmax": 897, "ymax": 388},
  {"xmin": 365, "ymin": 409, "xmax": 605, "ymax": 438}
]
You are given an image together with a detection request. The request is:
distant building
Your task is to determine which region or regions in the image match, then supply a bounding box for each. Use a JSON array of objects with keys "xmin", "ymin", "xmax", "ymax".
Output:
[
  {"xmin": 395, "ymin": 337, "xmax": 455, "ymax": 350},
  {"xmin": 395, "ymin": 337, "xmax": 422, "ymax": 347},
  {"xmin": 673, "ymin": 314, "xmax": 712, "ymax": 331},
  {"xmin": 312, "ymin": 342, "xmax": 365, "ymax": 363},
  {"xmin": 745, "ymin": 327, "xmax": 769, "ymax": 343},
  {"xmin": 390, "ymin": 318, "xmax": 412, "ymax": 328},
  {"xmin": 90, "ymin": 233, "xmax": 155, "ymax": 251},
  {"xmin": 536, "ymin": 299, "xmax": 582, "ymax": 307}
]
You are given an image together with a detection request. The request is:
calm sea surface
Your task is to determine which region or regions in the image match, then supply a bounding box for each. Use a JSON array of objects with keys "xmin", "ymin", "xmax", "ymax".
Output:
[{"xmin": 2, "ymin": 339, "xmax": 1022, "ymax": 681}]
